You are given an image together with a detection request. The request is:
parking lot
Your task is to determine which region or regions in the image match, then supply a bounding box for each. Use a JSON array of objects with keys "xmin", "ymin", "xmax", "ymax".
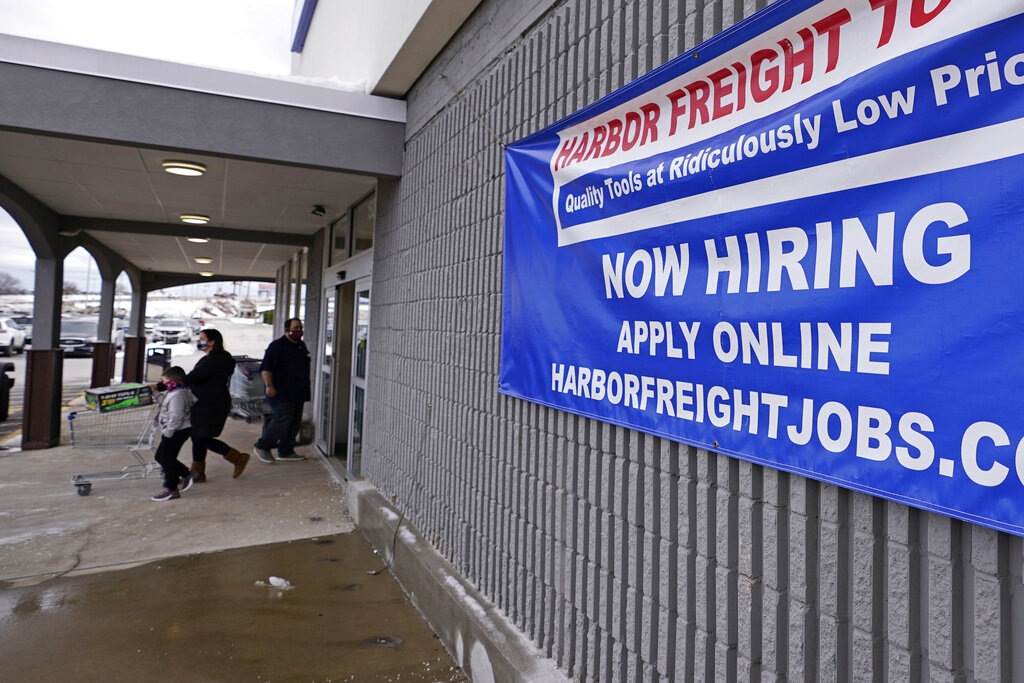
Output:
[{"xmin": 0, "ymin": 318, "xmax": 273, "ymax": 447}]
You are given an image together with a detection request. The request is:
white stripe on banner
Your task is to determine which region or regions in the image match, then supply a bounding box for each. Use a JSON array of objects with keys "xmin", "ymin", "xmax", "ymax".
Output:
[{"xmin": 557, "ymin": 118, "xmax": 1024, "ymax": 247}]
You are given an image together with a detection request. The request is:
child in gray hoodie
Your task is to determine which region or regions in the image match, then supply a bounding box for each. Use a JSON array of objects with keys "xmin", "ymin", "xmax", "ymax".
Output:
[{"xmin": 151, "ymin": 366, "xmax": 198, "ymax": 501}]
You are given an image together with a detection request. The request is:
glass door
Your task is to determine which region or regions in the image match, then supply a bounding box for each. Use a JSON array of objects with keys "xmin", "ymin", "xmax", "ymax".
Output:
[
  {"xmin": 315, "ymin": 286, "xmax": 337, "ymax": 455},
  {"xmin": 348, "ymin": 279, "xmax": 371, "ymax": 475}
]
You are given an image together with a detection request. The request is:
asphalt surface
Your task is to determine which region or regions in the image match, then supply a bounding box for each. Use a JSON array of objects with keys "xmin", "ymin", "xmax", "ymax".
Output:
[{"xmin": 0, "ymin": 352, "xmax": 93, "ymax": 446}]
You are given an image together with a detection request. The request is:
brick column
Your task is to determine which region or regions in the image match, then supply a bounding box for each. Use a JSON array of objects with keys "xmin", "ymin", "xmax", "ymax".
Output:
[{"xmin": 22, "ymin": 349, "xmax": 63, "ymax": 449}]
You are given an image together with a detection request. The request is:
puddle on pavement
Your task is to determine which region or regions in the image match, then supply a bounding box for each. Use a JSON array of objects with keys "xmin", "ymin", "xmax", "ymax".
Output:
[{"xmin": 0, "ymin": 533, "xmax": 467, "ymax": 682}]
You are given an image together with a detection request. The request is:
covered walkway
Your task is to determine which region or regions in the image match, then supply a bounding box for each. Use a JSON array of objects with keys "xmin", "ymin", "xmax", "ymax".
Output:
[
  {"xmin": 0, "ymin": 412, "xmax": 465, "ymax": 681},
  {"xmin": 0, "ymin": 34, "xmax": 404, "ymax": 449}
]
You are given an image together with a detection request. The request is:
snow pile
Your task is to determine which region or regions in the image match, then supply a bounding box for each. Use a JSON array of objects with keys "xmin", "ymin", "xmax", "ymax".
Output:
[{"xmin": 146, "ymin": 296, "xmax": 241, "ymax": 319}]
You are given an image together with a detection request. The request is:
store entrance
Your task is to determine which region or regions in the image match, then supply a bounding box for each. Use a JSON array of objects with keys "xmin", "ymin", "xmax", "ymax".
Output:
[{"xmin": 315, "ymin": 275, "xmax": 370, "ymax": 478}]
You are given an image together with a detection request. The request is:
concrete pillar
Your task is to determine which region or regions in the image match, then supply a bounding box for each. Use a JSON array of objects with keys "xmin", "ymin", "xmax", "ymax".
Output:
[
  {"xmin": 122, "ymin": 337, "xmax": 146, "ymax": 383},
  {"xmin": 93, "ymin": 277, "xmax": 117, "ymax": 386},
  {"xmin": 305, "ymin": 233, "xmax": 324, "ymax": 367},
  {"xmin": 30, "ymin": 257, "xmax": 63, "ymax": 350},
  {"xmin": 273, "ymin": 266, "xmax": 283, "ymax": 333},
  {"xmin": 123, "ymin": 288, "xmax": 147, "ymax": 383},
  {"xmin": 293, "ymin": 250, "xmax": 304, "ymax": 320},
  {"xmin": 97, "ymin": 277, "xmax": 115, "ymax": 342},
  {"xmin": 22, "ymin": 349, "xmax": 63, "ymax": 449},
  {"xmin": 302, "ymin": 237, "xmax": 323, "ymax": 431},
  {"xmin": 90, "ymin": 342, "xmax": 115, "ymax": 387},
  {"xmin": 127, "ymin": 287, "xmax": 147, "ymax": 338},
  {"xmin": 22, "ymin": 257, "xmax": 64, "ymax": 450},
  {"xmin": 279, "ymin": 262, "xmax": 293, "ymax": 336},
  {"xmin": 285, "ymin": 258, "xmax": 295, "ymax": 322}
]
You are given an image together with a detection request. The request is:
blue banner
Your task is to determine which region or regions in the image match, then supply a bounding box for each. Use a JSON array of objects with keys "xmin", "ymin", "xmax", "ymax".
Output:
[{"xmin": 499, "ymin": 0, "xmax": 1024, "ymax": 535}]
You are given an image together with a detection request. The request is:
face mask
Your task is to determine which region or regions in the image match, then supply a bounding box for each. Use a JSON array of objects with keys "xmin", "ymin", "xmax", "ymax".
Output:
[
  {"xmin": 197, "ymin": 340, "xmax": 209, "ymax": 351},
  {"xmin": 164, "ymin": 379, "xmax": 184, "ymax": 391},
  {"xmin": 288, "ymin": 329, "xmax": 303, "ymax": 341}
]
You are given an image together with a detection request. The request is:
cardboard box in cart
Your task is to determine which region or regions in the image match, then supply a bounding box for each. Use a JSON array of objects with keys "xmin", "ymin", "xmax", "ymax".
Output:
[{"xmin": 85, "ymin": 383, "xmax": 154, "ymax": 412}]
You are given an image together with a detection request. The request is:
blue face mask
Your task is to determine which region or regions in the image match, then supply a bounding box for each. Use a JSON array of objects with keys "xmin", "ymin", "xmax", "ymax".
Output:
[{"xmin": 197, "ymin": 339, "xmax": 209, "ymax": 351}]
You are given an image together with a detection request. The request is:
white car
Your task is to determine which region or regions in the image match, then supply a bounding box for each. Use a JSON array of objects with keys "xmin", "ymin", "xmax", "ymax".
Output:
[
  {"xmin": 11, "ymin": 315, "xmax": 32, "ymax": 345},
  {"xmin": 152, "ymin": 318, "xmax": 193, "ymax": 344},
  {"xmin": 0, "ymin": 317, "xmax": 27, "ymax": 356}
]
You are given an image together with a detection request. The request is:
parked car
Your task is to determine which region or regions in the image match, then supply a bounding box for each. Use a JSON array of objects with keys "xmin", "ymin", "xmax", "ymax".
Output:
[
  {"xmin": 151, "ymin": 318, "xmax": 192, "ymax": 344},
  {"xmin": 0, "ymin": 317, "xmax": 27, "ymax": 356},
  {"xmin": 144, "ymin": 316, "xmax": 160, "ymax": 339},
  {"xmin": 59, "ymin": 318, "xmax": 126, "ymax": 357},
  {"xmin": 187, "ymin": 317, "xmax": 203, "ymax": 335},
  {"xmin": 11, "ymin": 315, "xmax": 32, "ymax": 345}
]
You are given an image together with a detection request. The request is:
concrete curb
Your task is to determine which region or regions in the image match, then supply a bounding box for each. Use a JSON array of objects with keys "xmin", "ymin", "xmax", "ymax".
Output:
[{"xmin": 349, "ymin": 479, "xmax": 568, "ymax": 683}]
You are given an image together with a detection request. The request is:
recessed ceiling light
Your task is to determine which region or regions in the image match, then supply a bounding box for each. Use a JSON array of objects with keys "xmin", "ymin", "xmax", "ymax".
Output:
[
  {"xmin": 194, "ymin": 257, "xmax": 213, "ymax": 264},
  {"xmin": 187, "ymin": 237, "xmax": 209, "ymax": 243},
  {"xmin": 180, "ymin": 214, "xmax": 210, "ymax": 225},
  {"xmin": 198, "ymin": 271, "xmax": 214, "ymax": 277},
  {"xmin": 162, "ymin": 160, "xmax": 207, "ymax": 177}
]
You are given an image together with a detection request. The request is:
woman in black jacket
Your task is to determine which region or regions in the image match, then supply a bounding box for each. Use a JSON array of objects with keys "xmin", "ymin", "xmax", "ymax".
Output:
[{"xmin": 184, "ymin": 328, "xmax": 250, "ymax": 481}]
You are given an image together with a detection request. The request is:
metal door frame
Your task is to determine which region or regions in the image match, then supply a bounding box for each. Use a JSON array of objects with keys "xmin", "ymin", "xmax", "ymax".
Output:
[
  {"xmin": 314, "ymin": 250, "xmax": 372, "ymax": 473},
  {"xmin": 346, "ymin": 276, "xmax": 371, "ymax": 475},
  {"xmin": 314, "ymin": 284, "xmax": 338, "ymax": 456}
]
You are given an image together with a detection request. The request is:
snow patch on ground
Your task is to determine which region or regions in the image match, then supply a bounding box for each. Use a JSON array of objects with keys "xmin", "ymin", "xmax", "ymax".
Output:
[
  {"xmin": 0, "ymin": 524, "xmax": 88, "ymax": 545},
  {"xmin": 443, "ymin": 574, "xmax": 491, "ymax": 624}
]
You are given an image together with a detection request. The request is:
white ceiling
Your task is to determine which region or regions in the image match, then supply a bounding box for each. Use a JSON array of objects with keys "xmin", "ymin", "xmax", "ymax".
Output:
[{"xmin": 0, "ymin": 129, "xmax": 377, "ymax": 279}]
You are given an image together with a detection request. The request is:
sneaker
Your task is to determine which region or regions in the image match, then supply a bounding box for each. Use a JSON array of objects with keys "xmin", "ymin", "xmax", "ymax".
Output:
[
  {"xmin": 253, "ymin": 447, "xmax": 275, "ymax": 464},
  {"xmin": 179, "ymin": 472, "xmax": 195, "ymax": 493},
  {"xmin": 275, "ymin": 453, "xmax": 307, "ymax": 462},
  {"xmin": 151, "ymin": 489, "xmax": 180, "ymax": 502}
]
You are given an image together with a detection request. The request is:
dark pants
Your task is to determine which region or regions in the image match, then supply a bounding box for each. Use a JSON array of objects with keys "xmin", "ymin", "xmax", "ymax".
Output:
[
  {"xmin": 155, "ymin": 427, "xmax": 192, "ymax": 490},
  {"xmin": 191, "ymin": 436, "xmax": 231, "ymax": 463},
  {"xmin": 255, "ymin": 401, "xmax": 303, "ymax": 455}
]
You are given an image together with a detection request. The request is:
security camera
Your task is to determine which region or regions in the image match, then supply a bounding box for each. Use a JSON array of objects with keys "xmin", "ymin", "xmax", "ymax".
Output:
[{"xmin": 311, "ymin": 205, "xmax": 326, "ymax": 216}]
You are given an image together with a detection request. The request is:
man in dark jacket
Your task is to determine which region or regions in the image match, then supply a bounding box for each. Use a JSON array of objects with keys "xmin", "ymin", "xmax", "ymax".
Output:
[{"xmin": 253, "ymin": 318, "xmax": 311, "ymax": 463}]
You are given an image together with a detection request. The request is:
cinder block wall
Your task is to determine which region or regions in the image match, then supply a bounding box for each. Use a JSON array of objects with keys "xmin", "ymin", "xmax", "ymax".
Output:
[{"xmin": 365, "ymin": 1, "xmax": 1024, "ymax": 680}]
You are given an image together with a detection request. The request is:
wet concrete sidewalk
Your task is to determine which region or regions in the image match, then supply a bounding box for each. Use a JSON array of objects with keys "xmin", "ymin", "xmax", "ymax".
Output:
[
  {"xmin": 1, "ymin": 534, "xmax": 466, "ymax": 681},
  {"xmin": 0, "ymin": 412, "xmax": 467, "ymax": 681}
]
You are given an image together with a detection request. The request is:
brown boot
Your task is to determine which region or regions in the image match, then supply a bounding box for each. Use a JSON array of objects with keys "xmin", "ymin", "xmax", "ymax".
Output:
[
  {"xmin": 223, "ymin": 448, "xmax": 250, "ymax": 479},
  {"xmin": 190, "ymin": 461, "xmax": 207, "ymax": 483}
]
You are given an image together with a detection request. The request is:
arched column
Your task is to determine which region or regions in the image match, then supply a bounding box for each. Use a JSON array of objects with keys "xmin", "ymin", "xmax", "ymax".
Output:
[
  {"xmin": 0, "ymin": 174, "xmax": 69, "ymax": 449},
  {"xmin": 75, "ymin": 236, "xmax": 137, "ymax": 387},
  {"xmin": 88, "ymin": 275, "xmax": 118, "ymax": 387},
  {"xmin": 123, "ymin": 279, "xmax": 148, "ymax": 384}
]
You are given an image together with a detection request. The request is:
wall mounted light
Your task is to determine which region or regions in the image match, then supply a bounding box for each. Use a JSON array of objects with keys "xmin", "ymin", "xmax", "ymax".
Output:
[
  {"xmin": 198, "ymin": 271, "xmax": 214, "ymax": 277},
  {"xmin": 194, "ymin": 257, "xmax": 213, "ymax": 264},
  {"xmin": 311, "ymin": 204, "xmax": 326, "ymax": 216},
  {"xmin": 180, "ymin": 214, "xmax": 210, "ymax": 225},
  {"xmin": 187, "ymin": 237, "xmax": 210, "ymax": 243},
  {"xmin": 162, "ymin": 160, "xmax": 207, "ymax": 177}
]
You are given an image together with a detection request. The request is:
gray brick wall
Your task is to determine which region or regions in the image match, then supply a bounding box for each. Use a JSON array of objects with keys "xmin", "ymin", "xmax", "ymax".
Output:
[{"xmin": 364, "ymin": 0, "xmax": 1024, "ymax": 680}]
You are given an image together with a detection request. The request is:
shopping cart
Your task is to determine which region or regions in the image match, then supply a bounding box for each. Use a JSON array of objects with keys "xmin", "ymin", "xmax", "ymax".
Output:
[
  {"xmin": 230, "ymin": 397, "xmax": 272, "ymax": 423},
  {"xmin": 67, "ymin": 402, "xmax": 162, "ymax": 496},
  {"xmin": 229, "ymin": 356, "xmax": 270, "ymax": 423}
]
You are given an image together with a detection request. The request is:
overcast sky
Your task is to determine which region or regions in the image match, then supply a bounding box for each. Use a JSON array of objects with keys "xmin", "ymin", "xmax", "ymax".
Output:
[{"xmin": 0, "ymin": 0, "xmax": 295, "ymax": 293}]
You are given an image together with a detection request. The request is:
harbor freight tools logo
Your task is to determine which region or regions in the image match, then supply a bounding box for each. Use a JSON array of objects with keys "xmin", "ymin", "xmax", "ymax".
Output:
[{"xmin": 500, "ymin": 0, "xmax": 1024, "ymax": 536}]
